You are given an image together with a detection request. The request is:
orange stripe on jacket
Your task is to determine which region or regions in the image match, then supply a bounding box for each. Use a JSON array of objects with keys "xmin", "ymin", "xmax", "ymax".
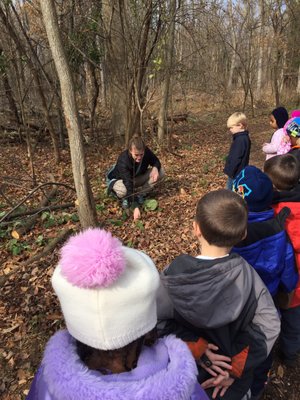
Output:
[
  {"xmin": 186, "ymin": 338, "xmax": 208, "ymax": 360},
  {"xmin": 231, "ymin": 346, "xmax": 249, "ymax": 378}
]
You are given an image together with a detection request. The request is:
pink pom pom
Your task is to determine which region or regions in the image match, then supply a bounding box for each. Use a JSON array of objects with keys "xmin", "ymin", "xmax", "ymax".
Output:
[{"xmin": 60, "ymin": 229, "xmax": 125, "ymax": 288}]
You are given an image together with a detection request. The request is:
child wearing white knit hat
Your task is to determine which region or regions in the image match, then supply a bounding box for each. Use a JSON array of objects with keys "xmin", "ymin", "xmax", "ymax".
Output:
[{"xmin": 26, "ymin": 228, "xmax": 208, "ymax": 400}]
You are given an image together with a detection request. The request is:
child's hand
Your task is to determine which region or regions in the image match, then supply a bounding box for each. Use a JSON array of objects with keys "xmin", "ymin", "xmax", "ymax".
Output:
[
  {"xmin": 201, "ymin": 372, "xmax": 234, "ymax": 399},
  {"xmin": 198, "ymin": 343, "xmax": 232, "ymax": 377},
  {"xmin": 206, "ymin": 343, "xmax": 232, "ymax": 370},
  {"xmin": 133, "ymin": 207, "xmax": 141, "ymax": 221},
  {"xmin": 212, "ymin": 375, "xmax": 235, "ymax": 399}
]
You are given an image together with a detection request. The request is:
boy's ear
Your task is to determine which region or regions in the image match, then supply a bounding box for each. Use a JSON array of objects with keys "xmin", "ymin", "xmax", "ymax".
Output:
[{"xmin": 193, "ymin": 220, "xmax": 202, "ymax": 237}]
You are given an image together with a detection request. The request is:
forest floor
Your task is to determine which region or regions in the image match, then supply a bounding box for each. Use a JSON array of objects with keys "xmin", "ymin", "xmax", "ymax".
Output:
[{"xmin": 1, "ymin": 109, "xmax": 300, "ymax": 399}]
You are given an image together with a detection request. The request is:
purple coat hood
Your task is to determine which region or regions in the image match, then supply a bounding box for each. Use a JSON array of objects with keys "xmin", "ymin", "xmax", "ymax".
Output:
[{"xmin": 26, "ymin": 330, "xmax": 207, "ymax": 400}]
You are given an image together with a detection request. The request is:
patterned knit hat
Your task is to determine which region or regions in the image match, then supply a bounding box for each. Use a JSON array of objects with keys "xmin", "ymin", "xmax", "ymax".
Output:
[
  {"xmin": 232, "ymin": 166, "xmax": 273, "ymax": 212},
  {"xmin": 52, "ymin": 228, "xmax": 160, "ymax": 350},
  {"xmin": 284, "ymin": 117, "xmax": 300, "ymax": 138},
  {"xmin": 291, "ymin": 110, "xmax": 300, "ymax": 119}
]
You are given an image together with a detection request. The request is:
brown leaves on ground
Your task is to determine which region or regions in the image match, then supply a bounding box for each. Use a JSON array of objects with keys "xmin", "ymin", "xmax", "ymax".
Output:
[{"xmin": 1, "ymin": 112, "xmax": 299, "ymax": 399}]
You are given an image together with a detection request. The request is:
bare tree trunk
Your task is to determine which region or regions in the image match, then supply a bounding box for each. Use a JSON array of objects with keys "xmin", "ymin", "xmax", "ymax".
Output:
[
  {"xmin": 2, "ymin": 72, "xmax": 21, "ymax": 125},
  {"xmin": 297, "ymin": 63, "xmax": 300, "ymax": 106},
  {"xmin": 84, "ymin": 60, "xmax": 99, "ymax": 137},
  {"xmin": 273, "ymin": 49, "xmax": 281, "ymax": 107},
  {"xmin": 157, "ymin": 0, "xmax": 176, "ymax": 146},
  {"xmin": 57, "ymin": 106, "xmax": 66, "ymax": 149},
  {"xmin": 102, "ymin": 0, "xmax": 128, "ymax": 142},
  {"xmin": 227, "ymin": 0, "xmax": 237, "ymax": 91},
  {"xmin": 256, "ymin": 0, "xmax": 264, "ymax": 101},
  {"xmin": 0, "ymin": 6, "xmax": 61, "ymax": 163},
  {"xmin": 279, "ymin": 47, "xmax": 287, "ymax": 94},
  {"xmin": 40, "ymin": 0, "xmax": 97, "ymax": 228}
]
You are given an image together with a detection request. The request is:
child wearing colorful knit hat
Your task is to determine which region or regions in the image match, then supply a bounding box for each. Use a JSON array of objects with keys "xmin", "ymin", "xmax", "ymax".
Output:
[
  {"xmin": 26, "ymin": 228, "xmax": 208, "ymax": 400},
  {"xmin": 262, "ymin": 106, "xmax": 290, "ymax": 160},
  {"xmin": 284, "ymin": 117, "xmax": 300, "ymax": 167},
  {"xmin": 232, "ymin": 165, "xmax": 298, "ymax": 397},
  {"xmin": 290, "ymin": 110, "xmax": 300, "ymax": 119},
  {"xmin": 231, "ymin": 165, "xmax": 297, "ymax": 296}
]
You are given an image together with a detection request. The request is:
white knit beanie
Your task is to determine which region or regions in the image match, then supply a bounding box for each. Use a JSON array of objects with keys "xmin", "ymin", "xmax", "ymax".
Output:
[{"xmin": 52, "ymin": 228, "xmax": 160, "ymax": 350}]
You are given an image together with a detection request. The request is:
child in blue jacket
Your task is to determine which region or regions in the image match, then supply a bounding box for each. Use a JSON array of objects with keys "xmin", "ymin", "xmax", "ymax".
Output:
[{"xmin": 231, "ymin": 166, "xmax": 298, "ymax": 399}]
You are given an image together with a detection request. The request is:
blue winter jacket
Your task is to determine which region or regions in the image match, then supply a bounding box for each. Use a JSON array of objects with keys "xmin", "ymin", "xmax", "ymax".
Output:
[{"xmin": 233, "ymin": 207, "xmax": 298, "ymax": 297}]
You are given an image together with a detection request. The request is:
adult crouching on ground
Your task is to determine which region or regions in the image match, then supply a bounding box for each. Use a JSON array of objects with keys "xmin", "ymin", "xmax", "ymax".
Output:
[{"xmin": 106, "ymin": 135, "xmax": 164, "ymax": 220}]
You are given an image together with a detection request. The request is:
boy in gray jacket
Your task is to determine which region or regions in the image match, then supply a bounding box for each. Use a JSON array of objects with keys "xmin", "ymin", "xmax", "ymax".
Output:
[{"xmin": 157, "ymin": 189, "xmax": 280, "ymax": 400}]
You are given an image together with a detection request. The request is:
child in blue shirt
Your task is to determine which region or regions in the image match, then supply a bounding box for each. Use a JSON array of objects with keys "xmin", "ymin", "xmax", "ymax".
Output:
[{"xmin": 231, "ymin": 166, "xmax": 298, "ymax": 399}]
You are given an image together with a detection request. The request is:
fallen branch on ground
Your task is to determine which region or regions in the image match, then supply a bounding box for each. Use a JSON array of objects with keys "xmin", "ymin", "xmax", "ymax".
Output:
[
  {"xmin": 0, "ymin": 182, "xmax": 75, "ymax": 223},
  {"xmin": 5, "ymin": 202, "xmax": 74, "ymax": 220},
  {"xmin": 13, "ymin": 185, "xmax": 59, "ymax": 237}
]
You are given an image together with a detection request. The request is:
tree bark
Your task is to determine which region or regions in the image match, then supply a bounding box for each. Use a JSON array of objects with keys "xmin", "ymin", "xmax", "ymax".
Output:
[
  {"xmin": 297, "ymin": 63, "xmax": 300, "ymax": 105},
  {"xmin": 40, "ymin": 0, "xmax": 97, "ymax": 228},
  {"xmin": 2, "ymin": 71, "xmax": 21, "ymax": 125},
  {"xmin": 157, "ymin": 0, "xmax": 176, "ymax": 146},
  {"xmin": 102, "ymin": 0, "xmax": 128, "ymax": 142},
  {"xmin": 256, "ymin": 0, "xmax": 264, "ymax": 101},
  {"xmin": 0, "ymin": 6, "xmax": 61, "ymax": 163},
  {"xmin": 84, "ymin": 60, "xmax": 99, "ymax": 137},
  {"xmin": 227, "ymin": 0, "xmax": 237, "ymax": 91}
]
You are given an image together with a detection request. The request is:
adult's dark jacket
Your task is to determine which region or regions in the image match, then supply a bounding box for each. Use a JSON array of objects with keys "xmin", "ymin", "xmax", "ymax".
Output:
[
  {"xmin": 224, "ymin": 131, "xmax": 251, "ymax": 179},
  {"xmin": 157, "ymin": 253, "xmax": 280, "ymax": 400},
  {"xmin": 108, "ymin": 147, "xmax": 161, "ymax": 202}
]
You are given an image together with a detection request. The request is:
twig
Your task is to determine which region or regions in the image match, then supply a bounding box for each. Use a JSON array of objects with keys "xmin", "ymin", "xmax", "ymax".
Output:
[
  {"xmin": 168, "ymin": 150, "xmax": 184, "ymax": 158},
  {"xmin": 15, "ymin": 185, "xmax": 58, "ymax": 237},
  {"xmin": 0, "ymin": 182, "xmax": 75, "ymax": 223},
  {"xmin": 6, "ymin": 202, "xmax": 74, "ymax": 220}
]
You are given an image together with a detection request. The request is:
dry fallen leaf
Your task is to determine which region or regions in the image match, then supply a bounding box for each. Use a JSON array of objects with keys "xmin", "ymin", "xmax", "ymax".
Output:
[
  {"xmin": 277, "ymin": 365, "xmax": 284, "ymax": 378},
  {"xmin": 17, "ymin": 369, "xmax": 26, "ymax": 381},
  {"xmin": 11, "ymin": 230, "xmax": 20, "ymax": 239}
]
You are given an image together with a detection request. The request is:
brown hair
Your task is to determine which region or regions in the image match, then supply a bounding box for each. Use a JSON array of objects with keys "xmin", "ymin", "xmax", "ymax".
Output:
[
  {"xmin": 264, "ymin": 154, "xmax": 300, "ymax": 191},
  {"xmin": 76, "ymin": 328, "xmax": 157, "ymax": 373},
  {"xmin": 195, "ymin": 189, "xmax": 248, "ymax": 247},
  {"xmin": 128, "ymin": 135, "xmax": 145, "ymax": 152}
]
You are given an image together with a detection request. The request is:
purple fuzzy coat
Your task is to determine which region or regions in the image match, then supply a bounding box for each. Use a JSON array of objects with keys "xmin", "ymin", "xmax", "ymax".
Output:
[{"xmin": 26, "ymin": 330, "xmax": 207, "ymax": 400}]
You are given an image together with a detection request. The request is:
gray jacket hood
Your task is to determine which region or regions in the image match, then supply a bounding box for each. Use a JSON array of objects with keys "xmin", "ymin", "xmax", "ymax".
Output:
[{"xmin": 161, "ymin": 254, "xmax": 254, "ymax": 329}]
